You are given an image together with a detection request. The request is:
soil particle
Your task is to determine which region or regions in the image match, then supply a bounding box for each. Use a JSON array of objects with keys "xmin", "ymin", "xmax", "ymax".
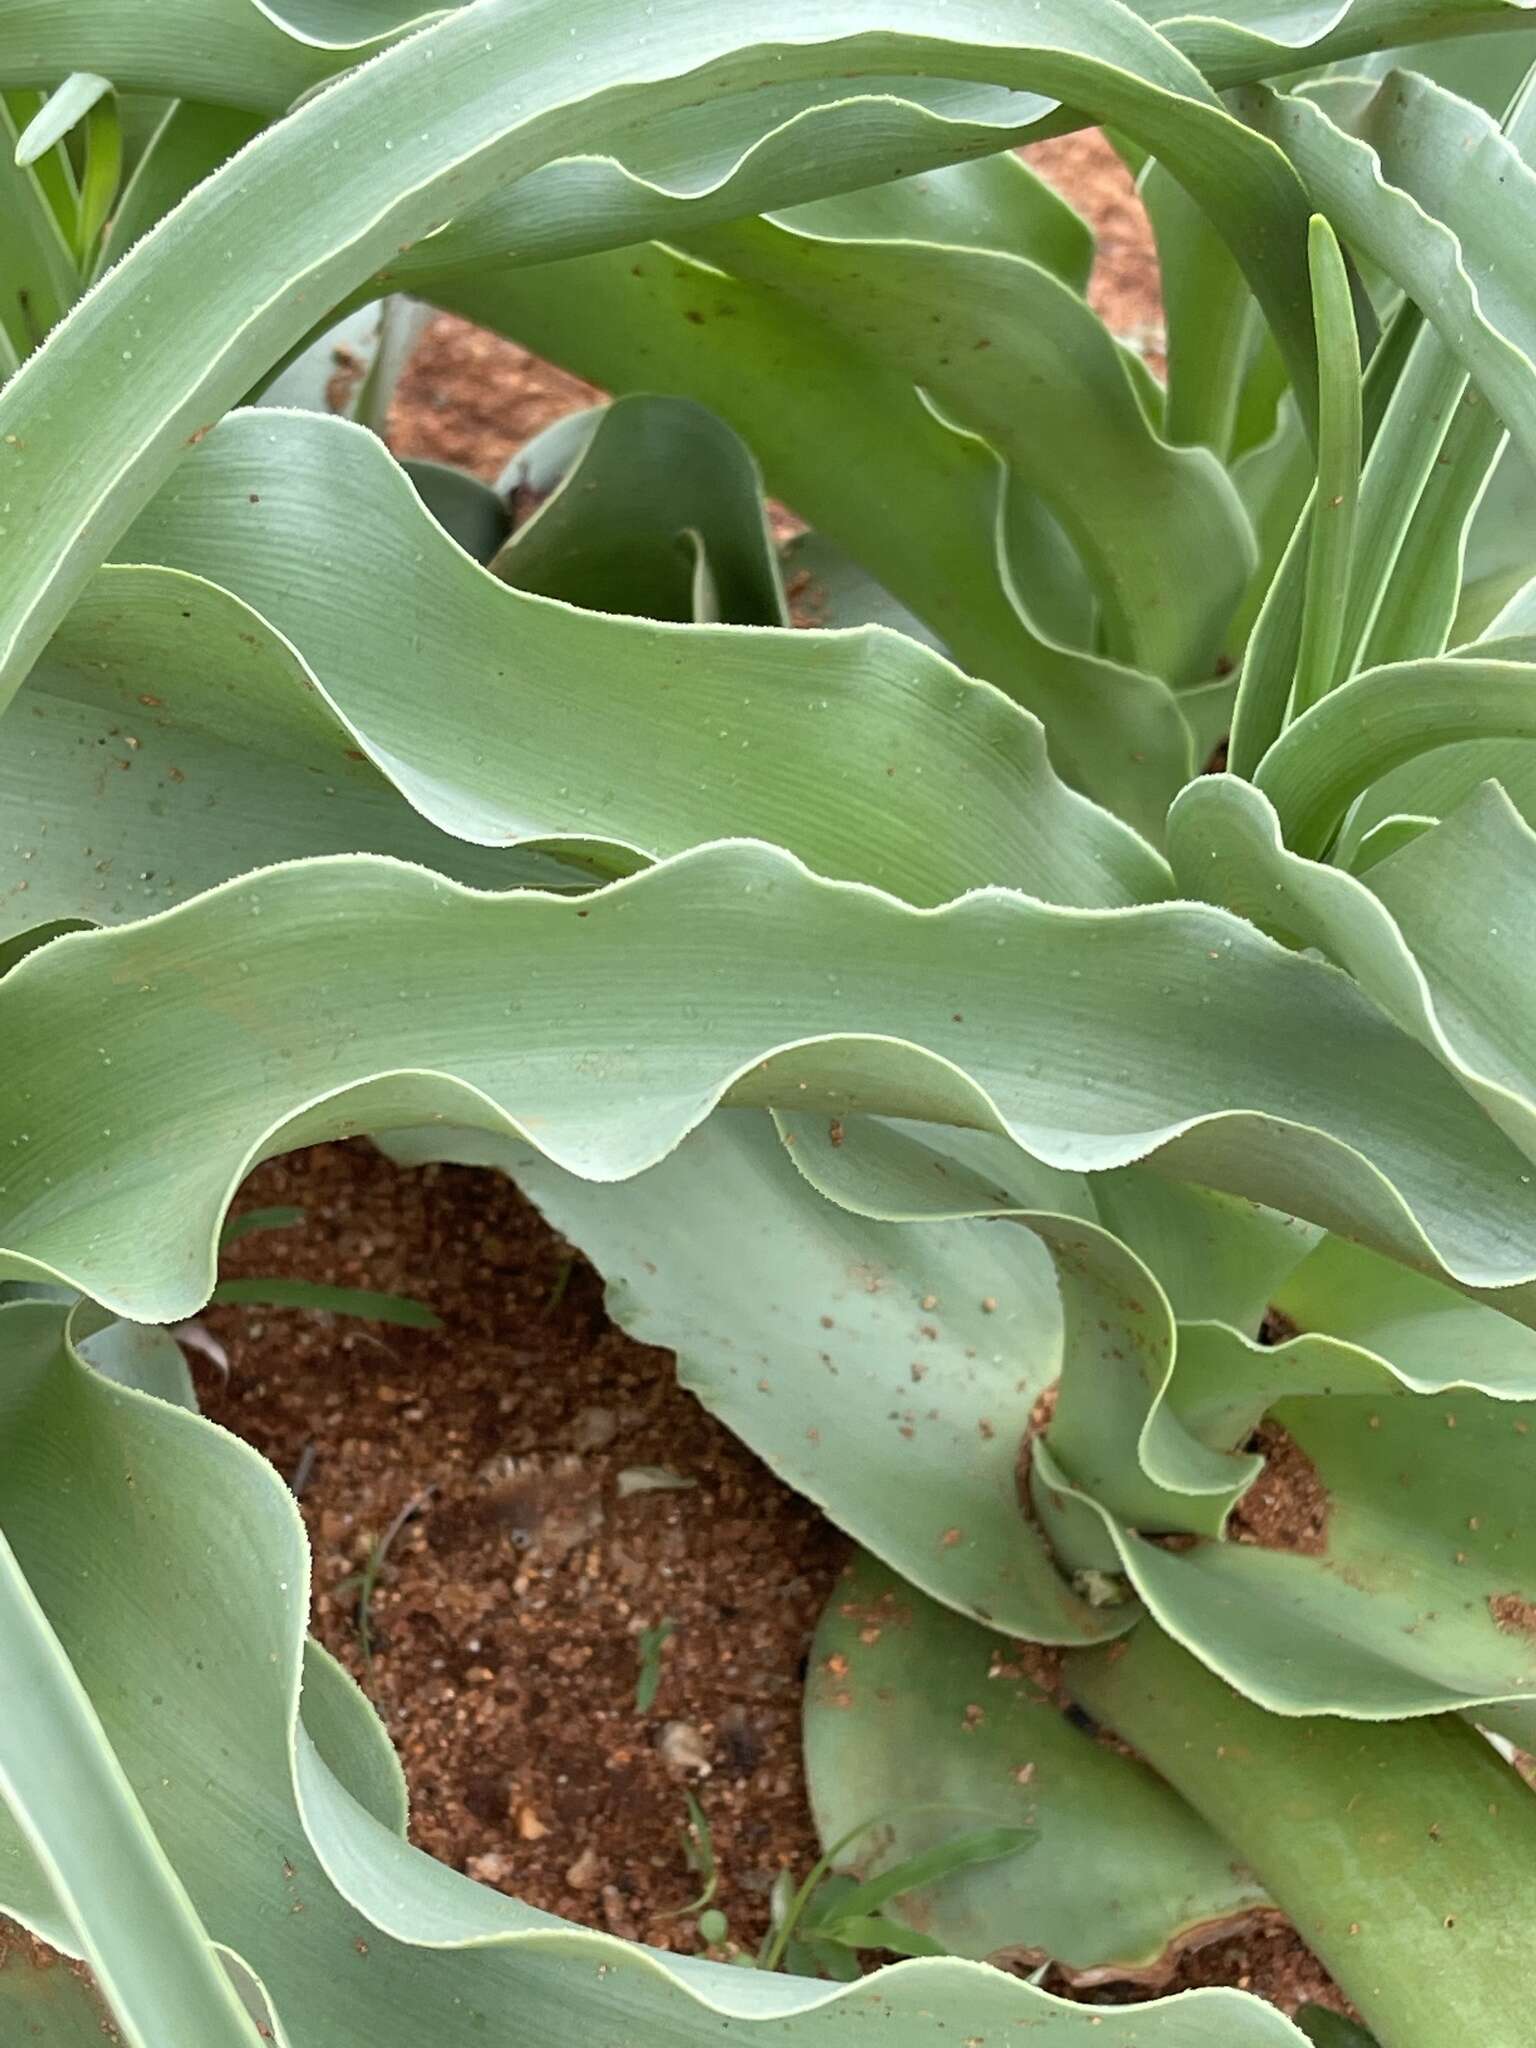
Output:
[
  {"xmin": 198, "ymin": 1139, "xmax": 844, "ymax": 1955},
  {"xmin": 1489, "ymin": 1593, "xmax": 1536, "ymax": 1639},
  {"xmin": 1043, "ymin": 1912, "xmax": 1352, "ymax": 2019},
  {"xmin": 1229, "ymin": 1422, "xmax": 1331, "ymax": 1557},
  {"xmin": 1023, "ymin": 131, "xmax": 1164, "ymax": 357},
  {"xmin": 388, "ymin": 316, "xmax": 604, "ymax": 480}
]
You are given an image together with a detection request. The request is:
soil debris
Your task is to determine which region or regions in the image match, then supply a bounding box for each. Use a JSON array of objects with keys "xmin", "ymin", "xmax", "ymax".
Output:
[
  {"xmin": 1489, "ymin": 1593, "xmax": 1536, "ymax": 1640},
  {"xmin": 1229, "ymin": 1422, "xmax": 1330, "ymax": 1557},
  {"xmin": 198, "ymin": 1139, "xmax": 843, "ymax": 1954}
]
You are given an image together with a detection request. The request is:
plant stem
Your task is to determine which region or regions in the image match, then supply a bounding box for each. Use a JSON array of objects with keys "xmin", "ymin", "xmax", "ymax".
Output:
[{"xmin": 1067, "ymin": 1625, "xmax": 1536, "ymax": 2048}]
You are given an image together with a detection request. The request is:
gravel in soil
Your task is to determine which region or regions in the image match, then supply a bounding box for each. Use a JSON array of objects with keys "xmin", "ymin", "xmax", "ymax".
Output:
[
  {"xmin": 190, "ymin": 1140, "xmax": 1346, "ymax": 2017},
  {"xmin": 199, "ymin": 1140, "xmax": 845, "ymax": 1955}
]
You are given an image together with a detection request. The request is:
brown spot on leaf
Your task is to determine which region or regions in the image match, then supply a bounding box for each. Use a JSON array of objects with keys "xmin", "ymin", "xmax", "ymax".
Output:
[{"xmin": 1489, "ymin": 1593, "xmax": 1536, "ymax": 1639}]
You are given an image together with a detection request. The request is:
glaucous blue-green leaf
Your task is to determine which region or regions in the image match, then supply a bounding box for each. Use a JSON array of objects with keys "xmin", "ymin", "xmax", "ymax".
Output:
[
  {"xmin": 1172, "ymin": 776, "xmax": 1536, "ymax": 1229},
  {"xmin": 1242, "ymin": 68, "xmax": 1536, "ymax": 469},
  {"xmin": 11, "ymin": 842, "xmax": 1536, "ymax": 1319},
  {"xmin": 1455, "ymin": 439, "xmax": 1536, "ymax": 644},
  {"xmin": 385, "ymin": 1109, "xmax": 1122, "ymax": 1645},
  {"xmin": 779, "ymin": 532, "xmax": 945, "ymax": 649},
  {"xmin": 97, "ymin": 409, "xmax": 1164, "ymax": 908},
  {"xmin": 98, "ymin": 99, "xmax": 265, "ymax": 271},
  {"xmin": 683, "ymin": 212, "xmax": 1254, "ymax": 685},
  {"xmin": 407, "ymin": 213, "xmax": 1196, "ymax": 836},
  {"xmin": 402, "ymin": 458, "xmax": 510, "ymax": 565},
  {"xmin": 1069, "ymin": 1620, "xmax": 1536, "ymax": 2048},
  {"xmin": 491, "ymin": 393, "xmax": 787, "ymax": 626},
  {"xmin": 0, "ymin": 560, "xmax": 575, "ymax": 941},
  {"xmin": 804, "ymin": 1551, "xmax": 1269, "ymax": 1971},
  {"xmin": 1037, "ymin": 1271, "xmax": 1536, "ymax": 1720}
]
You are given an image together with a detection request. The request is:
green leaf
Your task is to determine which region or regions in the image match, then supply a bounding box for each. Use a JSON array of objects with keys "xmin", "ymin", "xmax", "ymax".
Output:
[
  {"xmin": 634, "ymin": 1620, "xmax": 676, "ymax": 1714},
  {"xmin": 1070, "ymin": 1617, "xmax": 1536, "ymax": 2048},
  {"xmin": 1036, "ymin": 1302, "xmax": 1536, "ymax": 1720},
  {"xmin": 1141, "ymin": 154, "xmax": 1253, "ymax": 458},
  {"xmin": 0, "ymin": 1947, "xmax": 122, "ymax": 2046},
  {"xmin": 12, "ymin": 73, "xmax": 111, "ymax": 167},
  {"xmin": 1241, "ymin": 69, "xmax": 1536, "ymax": 473},
  {"xmin": 778, "ymin": 532, "xmax": 944, "ymax": 649},
  {"xmin": 1296, "ymin": 2010, "xmax": 1379, "ymax": 2048},
  {"xmin": 209, "ymin": 1278, "xmax": 440, "ymax": 1327},
  {"xmin": 1251, "ymin": 652, "xmax": 1536, "ymax": 855},
  {"xmin": 11, "ymin": 841, "xmax": 1536, "ymax": 1322},
  {"xmin": 98, "ymin": 100, "xmax": 265, "ymax": 274},
  {"xmin": 805, "ymin": 1552, "xmax": 1268, "ymax": 1970},
  {"xmin": 74, "ymin": 87, "xmax": 122, "ymax": 267},
  {"xmin": 684, "ymin": 211, "xmax": 1254, "ymax": 684},
  {"xmin": 492, "ymin": 395, "xmax": 787, "ymax": 627},
  {"xmin": 425, "ymin": 228, "xmax": 1193, "ymax": 837},
  {"xmin": 1173, "ymin": 772, "xmax": 1536, "ymax": 1196},
  {"xmin": 0, "ymin": 1310, "xmax": 262, "ymax": 2047},
  {"xmin": 1455, "ymin": 439, "xmax": 1536, "ymax": 645},
  {"xmin": 1290, "ymin": 215, "xmax": 1361, "ymax": 719},
  {"xmin": 1, "ymin": 555, "xmax": 576, "ymax": 943},
  {"xmin": 219, "ymin": 1205, "xmax": 305, "ymax": 1248},
  {"xmin": 99, "ymin": 409, "xmax": 1166, "ymax": 909},
  {"xmin": 0, "ymin": 98, "xmax": 79, "ymax": 359},
  {"xmin": 809, "ymin": 1828, "xmax": 1036, "ymax": 1930},
  {"xmin": 809, "ymin": 1916, "xmax": 950, "ymax": 1960},
  {"xmin": 402, "ymin": 460, "xmax": 511, "ymax": 565}
]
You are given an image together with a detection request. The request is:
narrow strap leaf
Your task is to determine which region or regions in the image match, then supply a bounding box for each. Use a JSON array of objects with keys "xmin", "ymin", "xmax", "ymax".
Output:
[
  {"xmin": 12, "ymin": 72, "xmax": 110, "ymax": 167},
  {"xmin": 1290, "ymin": 214, "xmax": 1362, "ymax": 720},
  {"xmin": 0, "ymin": 1397, "xmax": 262, "ymax": 2043}
]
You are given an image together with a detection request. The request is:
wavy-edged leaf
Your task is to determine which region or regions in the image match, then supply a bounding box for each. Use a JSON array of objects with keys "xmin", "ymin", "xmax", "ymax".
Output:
[
  {"xmin": 1, "ymin": 0, "xmax": 1529, "ymax": 109},
  {"xmin": 427, "ymin": 231, "xmax": 1194, "ymax": 836},
  {"xmin": 0, "ymin": 1300, "xmax": 1309, "ymax": 2047},
  {"xmin": 385, "ymin": 1109, "xmax": 1120, "ymax": 1646},
  {"xmin": 101, "ymin": 408, "xmax": 1165, "ymax": 907},
  {"xmin": 1251, "ymin": 652, "xmax": 1536, "ymax": 854},
  {"xmin": 683, "ymin": 211, "xmax": 1254, "ymax": 684},
  {"xmin": 492, "ymin": 394, "xmax": 786, "ymax": 626},
  {"xmin": 804, "ymin": 1550, "xmax": 1269, "ymax": 1972},
  {"xmin": 1242, "ymin": 68, "xmax": 1536, "ymax": 467},
  {"xmin": 0, "ymin": 0, "xmax": 1323, "ymax": 716},
  {"xmin": 11, "ymin": 842, "xmax": 1536, "ymax": 1318},
  {"xmin": 1173, "ymin": 773, "xmax": 1536, "ymax": 1212},
  {"xmin": 0, "ymin": 1310, "xmax": 262, "ymax": 2048},
  {"xmin": 1, "ymin": 559, "xmax": 574, "ymax": 942},
  {"xmin": 1039, "ymin": 1314, "xmax": 1536, "ymax": 1720}
]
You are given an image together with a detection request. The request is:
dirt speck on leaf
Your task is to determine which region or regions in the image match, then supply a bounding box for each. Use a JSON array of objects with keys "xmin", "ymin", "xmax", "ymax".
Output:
[{"xmin": 1489, "ymin": 1593, "xmax": 1536, "ymax": 1639}]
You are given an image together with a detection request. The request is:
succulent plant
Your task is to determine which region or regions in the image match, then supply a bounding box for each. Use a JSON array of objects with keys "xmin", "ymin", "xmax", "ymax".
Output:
[{"xmin": 5, "ymin": 6, "xmax": 1536, "ymax": 2046}]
